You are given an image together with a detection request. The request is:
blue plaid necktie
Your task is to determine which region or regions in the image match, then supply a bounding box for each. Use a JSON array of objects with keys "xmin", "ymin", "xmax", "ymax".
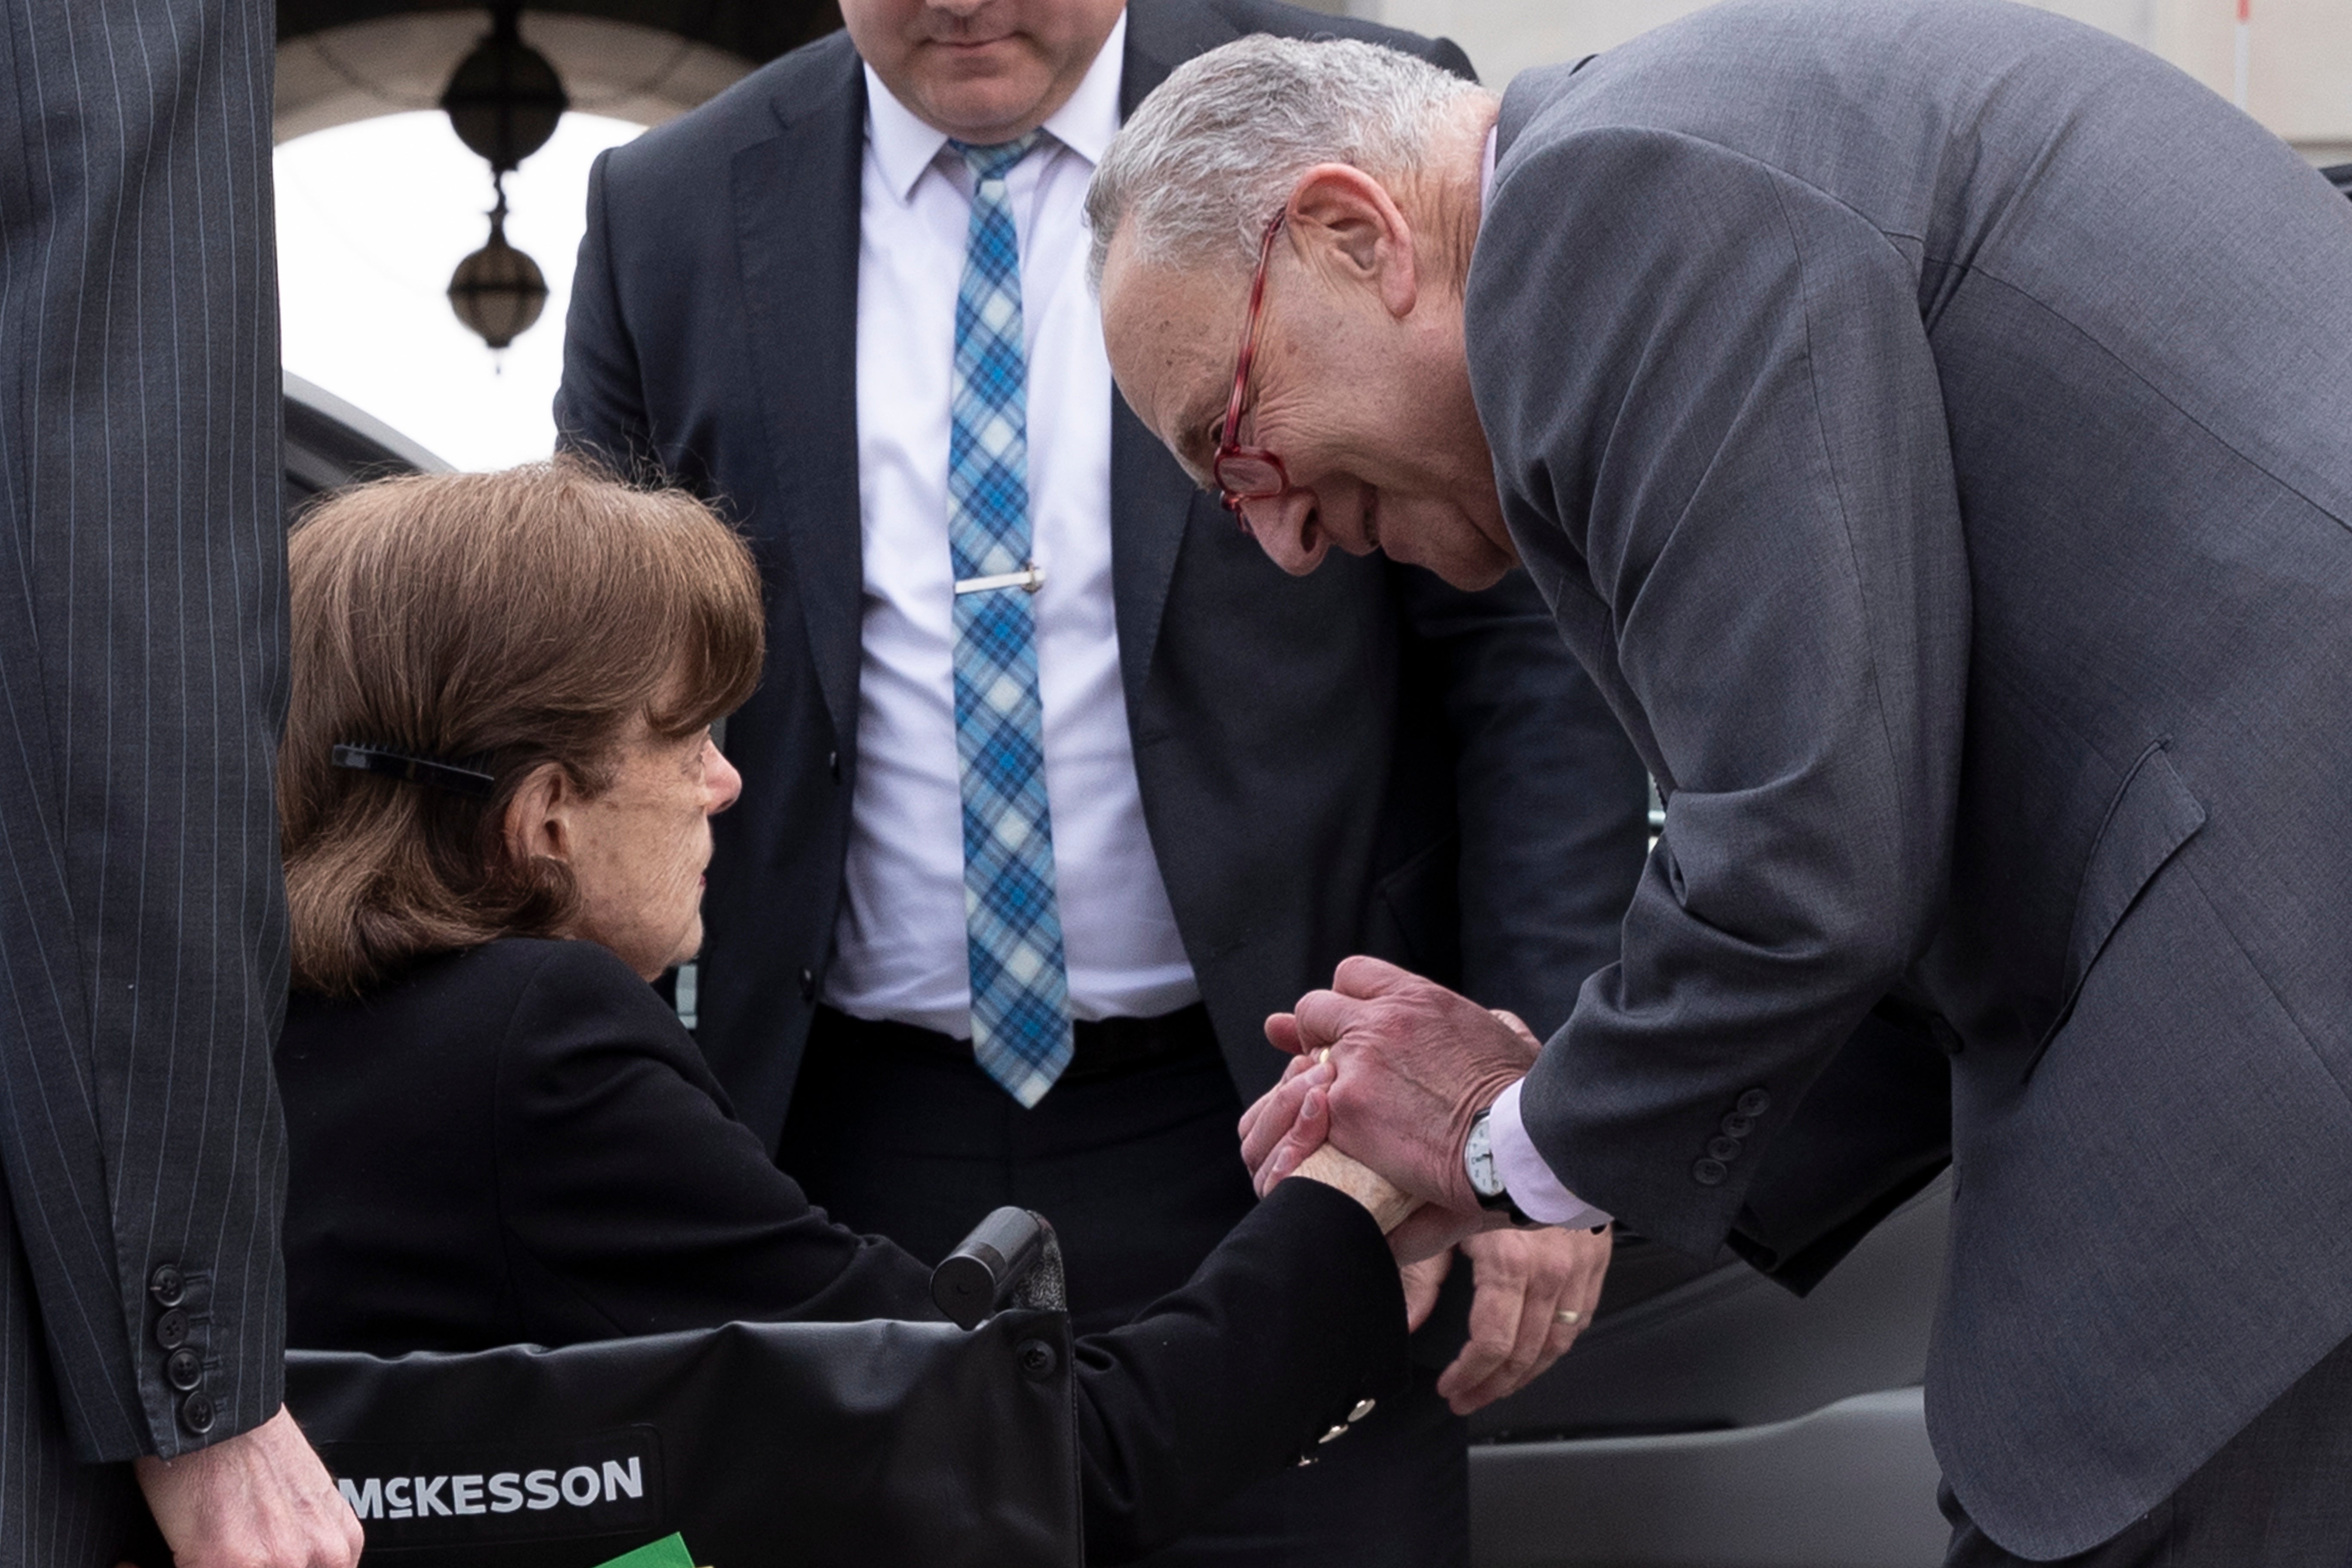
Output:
[{"xmin": 948, "ymin": 133, "xmax": 1072, "ymax": 1106}]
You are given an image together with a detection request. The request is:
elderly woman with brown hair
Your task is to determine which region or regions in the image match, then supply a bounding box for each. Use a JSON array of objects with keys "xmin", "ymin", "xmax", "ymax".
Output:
[{"xmin": 272, "ymin": 462, "xmax": 1425, "ymax": 1564}]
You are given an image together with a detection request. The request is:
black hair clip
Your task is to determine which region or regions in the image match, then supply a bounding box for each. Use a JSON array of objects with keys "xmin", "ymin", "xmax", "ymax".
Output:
[{"xmin": 331, "ymin": 743, "xmax": 497, "ymax": 800}]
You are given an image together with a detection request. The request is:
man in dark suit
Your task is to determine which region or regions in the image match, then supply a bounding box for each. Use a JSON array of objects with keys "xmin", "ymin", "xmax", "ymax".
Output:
[
  {"xmin": 1095, "ymin": 1, "xmax": 2352, "ymax": 1560},
  {"xmin": 556, "ymin": 0, "xmax": 1650, "ymax": 1560},
  {"xmin": 0, "ymin": 3, "xmax": 362, "ymax": 1565}
]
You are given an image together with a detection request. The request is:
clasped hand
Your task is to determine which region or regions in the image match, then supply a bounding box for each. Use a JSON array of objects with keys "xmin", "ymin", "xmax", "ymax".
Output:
[{"xmin": 1243, "ymin": 956, "xmax": 1610, "ymax": 1415}]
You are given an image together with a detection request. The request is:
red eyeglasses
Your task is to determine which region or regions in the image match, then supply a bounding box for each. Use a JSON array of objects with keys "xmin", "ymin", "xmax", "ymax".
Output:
[{"xmin": 1212, "ymin": 211, "xmax": 1292, "ymax": 520}]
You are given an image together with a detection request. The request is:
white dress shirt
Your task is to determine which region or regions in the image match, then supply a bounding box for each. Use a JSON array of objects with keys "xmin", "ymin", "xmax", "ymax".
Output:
[{"xmin": 825, "ymin": 15, "xmax": 1203, "ymax": 1040}]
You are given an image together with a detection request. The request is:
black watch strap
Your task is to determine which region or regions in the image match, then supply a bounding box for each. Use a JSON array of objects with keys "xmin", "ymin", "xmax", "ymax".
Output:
[{"xmin": 1482, "ymin": 1185, "xmax": 1538, "ymax": 1228}]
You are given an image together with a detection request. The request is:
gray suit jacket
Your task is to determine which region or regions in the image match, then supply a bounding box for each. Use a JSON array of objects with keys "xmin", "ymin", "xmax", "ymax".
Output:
[
  {"xmin": 0, "ymin": 0, "xmax": 289, "ymax": 1554},
  {"xmin": 1471, "ymin": 0, "xmax": 2352, "ymax": 1554},
  {"xmin": 556, "ymin": 0, "xmax": 1652, "ymax": 1152}
]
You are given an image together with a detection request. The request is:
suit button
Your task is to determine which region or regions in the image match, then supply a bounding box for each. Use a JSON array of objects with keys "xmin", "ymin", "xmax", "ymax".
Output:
[
  {"xmin": 154, "ymin": 1308, "xmax": 189, "ymax": 1350},
  {"xmin": 799, "ymin": 968, "xmax": 816, "ymax": 1002},
  {"xmin": 1348, "ymin": 1398, "xmax": 1377, "ymax": 1423},
  {"xmin": 1693, "ymin": 1158, "xmax": 1728, "ymax": 1186},
  {"xmin": 1706, "ymin": 1136, "xmax": 1743, "ymax": 1163},
  {"xmin": 827, "ymin": 750, "xmax": 840, "ymax": 781},
  {"xmin": 1720, "ymin": 1112, "xmax": 1753, "ymax": 1139},
  {"xmin": 1735, "ymin": 1088, "xmax": 1771, "ymax": 1118},
  {"xmin": 165, "ymin": 1347, "xmax": 203, "ymax": 1392},
  {"xmin": 148, "ymin": 1265, "xmax": 186, "ymax": 1308},
  {"xmin": 179, "ymin": 1391, "xmax": 215, "ymax": 1435},
  {"xmin": 1318, "ymin": 1423, "xmax": 1350, "ymax": 1444}
]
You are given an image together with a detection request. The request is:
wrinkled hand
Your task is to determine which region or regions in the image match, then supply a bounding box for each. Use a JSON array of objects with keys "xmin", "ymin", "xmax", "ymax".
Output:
[
  {"xmin": 1439, "ymin": 1225, "xmax": 1612, "ymax": 1414},
  {"xmin": 1243, "ymin": 958, "xmax": 1544, "ymax": 1217},
  {"xmin": 1241, "ymin": 1051, "xmax": 1495, "ymax": 1263},
  {"xmin": 1291, "ymin": 1143, "xmax": 1417, "ymax": 1234},
  {"xmin": 133, "ymin": 1405, "xmax": 362, "ymax": 1568},
  {"xmin": 1237, "ymin": 1044, "xmax": 1326, "ymax": 1185},
  {"xmin": 1400, "ymin": 1251, "xmax": 1455, "ymax": 1332}
]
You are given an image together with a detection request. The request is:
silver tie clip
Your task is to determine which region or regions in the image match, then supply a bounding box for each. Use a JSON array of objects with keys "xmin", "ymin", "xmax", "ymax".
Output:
[{"xmin": 954, "ymin": 562, "xmax": 1046, "ymax": 596}]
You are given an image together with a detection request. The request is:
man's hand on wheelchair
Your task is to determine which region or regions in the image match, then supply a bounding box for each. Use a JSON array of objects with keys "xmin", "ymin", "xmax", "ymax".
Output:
[{"xmin": 124, "ymin": 1404, "xmax": 363, "ymax": 1568}]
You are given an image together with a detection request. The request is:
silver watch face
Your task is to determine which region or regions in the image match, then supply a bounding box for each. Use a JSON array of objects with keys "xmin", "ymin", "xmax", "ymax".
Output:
[{"xmin": 1465, "ymin": 1112, "xmax": 1504, "ymax": 1198}]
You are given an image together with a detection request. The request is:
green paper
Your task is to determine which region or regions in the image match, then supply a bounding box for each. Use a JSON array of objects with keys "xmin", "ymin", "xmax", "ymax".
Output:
[{"xmin": 590, "ymin": 1534, "xmax": 698, "ymax": 1568}]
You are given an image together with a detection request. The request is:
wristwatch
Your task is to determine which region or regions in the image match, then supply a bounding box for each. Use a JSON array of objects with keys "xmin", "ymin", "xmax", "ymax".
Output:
[{"xmin": 1464, "ymin": 1107, "xmax": 1535, "ymax": 1226}]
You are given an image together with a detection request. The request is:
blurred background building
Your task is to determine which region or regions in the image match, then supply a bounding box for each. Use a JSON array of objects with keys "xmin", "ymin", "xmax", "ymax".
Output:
[{"xmin": 272, "ymin": 0, "xmax": 2352, "ymax": 469}]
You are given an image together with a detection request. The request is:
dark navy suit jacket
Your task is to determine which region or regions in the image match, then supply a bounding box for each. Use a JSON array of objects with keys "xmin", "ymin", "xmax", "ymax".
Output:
[
  {"xmin": 0, "ymin": 0, "xmax": 288, "ymax": 1558},
  {"xmin": 554, "ymin": 0, "xmax": 1651, "ymax": 1153}
]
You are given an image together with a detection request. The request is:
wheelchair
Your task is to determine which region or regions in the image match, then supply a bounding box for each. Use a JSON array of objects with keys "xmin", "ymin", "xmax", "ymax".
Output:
[{"xmin": 284, "ymin": 1209, "xmax": 1079, "ymax": 1568}]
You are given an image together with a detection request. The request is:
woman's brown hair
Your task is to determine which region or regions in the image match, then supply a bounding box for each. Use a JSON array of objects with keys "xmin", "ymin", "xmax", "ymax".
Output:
[{"xmin": 282, "ymin": 460, "xmax": 763, "ymax": 995}]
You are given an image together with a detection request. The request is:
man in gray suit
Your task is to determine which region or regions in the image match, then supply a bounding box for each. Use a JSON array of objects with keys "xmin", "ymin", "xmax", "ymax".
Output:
[
  {"xmin": 0, "ymin": 3, "xmax": 361, "ymax": 1564},
  {"xmin": 1090, "ymin": 1, "xmax": 2352, "ymax": 1559}
]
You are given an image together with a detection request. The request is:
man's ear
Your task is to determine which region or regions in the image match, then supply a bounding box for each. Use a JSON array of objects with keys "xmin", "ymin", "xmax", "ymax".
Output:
[
  {"xmin": 1286, "ymin": 163, "xmax": 1419, "ymax": 320},
  {"xmin": 502, "ymin": 762, "xmax": 576, "ymax": 868}
]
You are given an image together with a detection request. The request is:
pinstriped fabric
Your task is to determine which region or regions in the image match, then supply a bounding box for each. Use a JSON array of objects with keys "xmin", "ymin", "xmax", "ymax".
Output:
[
  {"xmin": 0, "ymin": 1194, "xmax": 157, "ymax": 1566},
  {"xmin": 0, "ymin": 0, "xmax": 288, "ymax": 1556},
  {"xmin": 947, "ymin": 135, "xmax": 1073, "ymax": 1108}
]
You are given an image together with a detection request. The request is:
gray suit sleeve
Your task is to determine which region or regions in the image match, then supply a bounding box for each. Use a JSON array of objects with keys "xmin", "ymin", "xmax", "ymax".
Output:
[
  {"xmin": 1470, "ymin": 128, "xmax": 1971, "ymax": 1259},
  {"xmin": 0, "ymin": 0, "xmax": 290, "ymax": 1462}
]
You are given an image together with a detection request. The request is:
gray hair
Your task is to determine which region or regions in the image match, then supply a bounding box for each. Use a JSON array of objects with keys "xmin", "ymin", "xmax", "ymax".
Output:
[{"xmin": 1085, "ymin": 35, "xmax": 1490, "ymax": 288}]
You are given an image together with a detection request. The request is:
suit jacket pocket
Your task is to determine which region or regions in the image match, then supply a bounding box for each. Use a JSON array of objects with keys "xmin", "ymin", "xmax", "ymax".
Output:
[
  {"xmin": 1366, "ymin": 831, "xmax": 1462, "ymax": 987},
  {"xmin": 2026, "ymin": 740, "xmax": 2207, "ymax": 1080}
]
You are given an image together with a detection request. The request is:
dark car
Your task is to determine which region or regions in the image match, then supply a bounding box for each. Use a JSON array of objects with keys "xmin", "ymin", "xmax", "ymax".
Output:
[{"xmin": 283, "ymin": 371, "xmax": 450, "ymax": 521}]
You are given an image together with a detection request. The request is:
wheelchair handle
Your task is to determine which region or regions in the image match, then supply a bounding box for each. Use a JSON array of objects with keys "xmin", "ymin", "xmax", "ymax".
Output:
[{"xmin": 931, "ymin": 1207, "xmax": 1052, "ymax": 1329}]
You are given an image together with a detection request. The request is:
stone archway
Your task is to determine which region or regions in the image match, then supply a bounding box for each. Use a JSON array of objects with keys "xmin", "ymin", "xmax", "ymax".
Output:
[{"xmin": 275, "ymin": 2, "xmax": 842, "ymax": 141}]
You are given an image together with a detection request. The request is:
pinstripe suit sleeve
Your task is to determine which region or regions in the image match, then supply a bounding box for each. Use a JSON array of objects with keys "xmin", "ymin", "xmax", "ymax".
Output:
[{"xmin": 0, "ymin": 0, "xmax": 290, "ymax": 1471}]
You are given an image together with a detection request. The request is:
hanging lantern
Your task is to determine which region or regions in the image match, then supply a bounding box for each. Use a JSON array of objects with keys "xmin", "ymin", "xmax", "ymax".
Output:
[
  {"xmin": 441, "ymin": 3, "xmax": 566, "ymax": 352},
  {"xmin": 441, "ymin": 3, "xmax": 568, "ymax": 174},
  {"xmin": 447, "ymin": 203, "xmax": 548, "ymax": 351}
]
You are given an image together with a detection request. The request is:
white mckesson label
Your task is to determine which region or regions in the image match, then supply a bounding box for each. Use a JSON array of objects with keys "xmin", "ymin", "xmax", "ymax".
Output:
[{"xmin": 322, "ymin": 1426, "xmax": 663, "ymax": 1546}]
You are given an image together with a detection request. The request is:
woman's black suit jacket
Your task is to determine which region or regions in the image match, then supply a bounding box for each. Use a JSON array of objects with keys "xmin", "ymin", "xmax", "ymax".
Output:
[{"xmin": 277, "ymin": 937, "xmax": 1407, "ymax": 1562}]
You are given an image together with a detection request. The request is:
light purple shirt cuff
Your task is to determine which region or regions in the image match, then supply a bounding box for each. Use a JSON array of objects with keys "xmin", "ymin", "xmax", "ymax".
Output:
[{"xmin": 1491, "ymin": 1078, "xmax": 1613, "ymax": 1230}]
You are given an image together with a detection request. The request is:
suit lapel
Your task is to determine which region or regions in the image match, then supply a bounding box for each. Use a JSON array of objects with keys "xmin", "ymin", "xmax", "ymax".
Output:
[
  {"xmin": 1107, "ymin": 0, "xmax": 1243, "ymax": 715},
  {"xmin": 730, "ymin": 41, "xmax": 868, "ymax": 744}
]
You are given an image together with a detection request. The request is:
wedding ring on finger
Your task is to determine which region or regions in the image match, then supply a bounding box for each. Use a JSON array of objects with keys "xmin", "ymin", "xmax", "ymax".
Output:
[
  {"xmin": 1315, "ymin": 1047, "xmax": 1331, "ymax": 1067},
  {"xmin": 1554, "ymin": 1309, "xmax": 1580, "ymax": 1327}
]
